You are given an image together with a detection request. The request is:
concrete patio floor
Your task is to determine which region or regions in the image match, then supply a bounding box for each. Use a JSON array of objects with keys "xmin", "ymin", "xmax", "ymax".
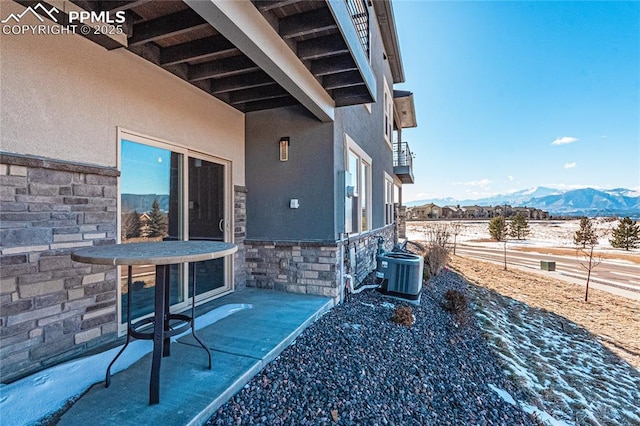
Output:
[{"xmin": 56, "ymin": 288, "xmax": 332, "ymax": 426}]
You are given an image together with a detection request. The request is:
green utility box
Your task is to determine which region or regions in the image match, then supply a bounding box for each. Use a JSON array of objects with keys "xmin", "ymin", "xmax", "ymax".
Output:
[{"xmin": 540, "ymin": 261, "xmax": 556, "ymax": 271}]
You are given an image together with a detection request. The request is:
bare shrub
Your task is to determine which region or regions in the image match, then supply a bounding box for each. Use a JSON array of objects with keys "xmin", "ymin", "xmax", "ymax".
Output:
[
  {"xmin": 444, "ymin": 289, "xmax": 468, "ymax": 313},
  {"xmin": 424, "ymin": 224, "xmax": 451, "ymax": 278},
  {"xmin": 391, "ymin": 305, "xmax": 415, "ymax": 327}
]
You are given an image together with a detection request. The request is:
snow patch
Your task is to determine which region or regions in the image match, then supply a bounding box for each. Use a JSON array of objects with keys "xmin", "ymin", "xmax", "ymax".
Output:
[
  {"xmin": 488, "ymin": 383, "xmax": 516, "ymax": 405},
  {"xmin": 0, "ymin": 303, "xmax": 252, "ymax": 426},
  {"xmin": 489, "ymin": 384, "xmax": 573, "ymax": 426},
  {"xmin": 476, "ymin": 292, "xmax": 640, "ymax": 426}
]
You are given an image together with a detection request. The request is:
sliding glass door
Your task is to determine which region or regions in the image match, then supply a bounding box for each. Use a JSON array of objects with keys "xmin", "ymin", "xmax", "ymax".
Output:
[
  {"xmin": 188, "ymin": 156, "xmax": 227, "ymax": 300},
  {"xmin": 118, "ymin": 131, "xmax": 232, "ymax": 329}
]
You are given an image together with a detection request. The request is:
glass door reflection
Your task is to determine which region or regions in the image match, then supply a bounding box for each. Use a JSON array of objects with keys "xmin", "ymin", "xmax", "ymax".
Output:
[{"xmin": 119, "ymin": 140, "xmax": 184, "ymax": 323}]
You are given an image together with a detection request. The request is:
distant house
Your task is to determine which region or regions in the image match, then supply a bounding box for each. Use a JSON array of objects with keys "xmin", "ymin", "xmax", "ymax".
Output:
[
  {"xmin": 441, "ymin": 205, "xmax": 462, "ymax": 218},
  {"xmin": 0, "ymin": 0, "xmax": 418, "ymax": 382},
  {"xmin": 511, "ymin": 206, "xmax": 548, "ymax": 220},
  {"xmin": 461, "ymin": 205, "xmax": 486, "ymax": 218},
  {"xmin": 408, "ymin": 203, "xmax": 548, "ymax": 221},
  {"xmin": 512, "ymin": 207, "xmax": 532, "ymax": 219},
  {"xmin": 488, "ymin": 205, "xmax": 512, "ymax": 217},
  {"xmin": 408, "ymin": 203, "xmax": 441, "ymax": 220}
]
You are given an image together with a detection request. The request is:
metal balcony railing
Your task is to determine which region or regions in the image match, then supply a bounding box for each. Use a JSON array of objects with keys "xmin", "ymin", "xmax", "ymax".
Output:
[
  {"xmin": 393, "ymin": 141, "xmax": 413, "ymax": 168},
  {"xmin": 345, "ymin": 0, "xmax": 370, "ymax": 57},
  {"xmin": 393, "ymin": 141, "xmax": 414, "ymax": 184}
]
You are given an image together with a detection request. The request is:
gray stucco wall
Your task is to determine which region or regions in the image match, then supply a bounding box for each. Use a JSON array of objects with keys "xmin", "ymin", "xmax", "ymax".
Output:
[
  {"xmin": 245, "ymin": 106, "xmax": 335, "ymax": 241},
  {"xmin": 334, "ymin": 13, "xmax": 396, "ymax": 233},
  {"xmin": 245, "ymin": 6, "xmax": 396, "ymax": 243}
]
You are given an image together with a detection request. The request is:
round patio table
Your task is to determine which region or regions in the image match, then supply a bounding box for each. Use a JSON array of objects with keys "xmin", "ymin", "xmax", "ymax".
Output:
[{"xmin": 72, "ymin": 240, "xmax": 237, "ymax": 404}]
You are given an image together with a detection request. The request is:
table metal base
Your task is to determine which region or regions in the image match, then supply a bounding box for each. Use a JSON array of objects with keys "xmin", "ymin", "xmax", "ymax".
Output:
[{"xmin": 105, "ymin": 263, "xmax": 212, "ymax": 404}]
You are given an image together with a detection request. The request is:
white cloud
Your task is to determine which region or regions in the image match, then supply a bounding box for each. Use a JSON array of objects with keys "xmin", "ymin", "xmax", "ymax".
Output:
[
  {"xmin": 507, "ymin": 176, "xmax": 515, "ymax": 182},
  {"xmin": 564, "ymin": 162, "xmax": 577, "ymax": 169},
  {"xmin": 452, "ymin": 178, "xmax": 492, "ymax": 188},
  {"xmin": 551, "ymin": 136, "xmax": 578, "ymax": 145}
]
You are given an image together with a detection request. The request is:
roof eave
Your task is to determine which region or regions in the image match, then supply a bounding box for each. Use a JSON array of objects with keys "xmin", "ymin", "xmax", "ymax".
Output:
[
  {"xmin": 393, "ymin": 90, "xmax": 416, "ymax": 128},
  {"xmin": 373, "ymin": 0, "xmax": 404, "ymax": 84}
]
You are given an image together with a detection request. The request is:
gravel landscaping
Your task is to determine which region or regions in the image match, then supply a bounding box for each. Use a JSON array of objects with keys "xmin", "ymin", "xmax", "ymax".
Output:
[{"xmin": 208, "ymin": 271, "xmax": 538, "ymax": 425}]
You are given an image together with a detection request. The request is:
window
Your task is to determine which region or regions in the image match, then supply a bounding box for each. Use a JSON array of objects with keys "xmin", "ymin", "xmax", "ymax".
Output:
[
  {"xmin": 345, "ymin": 134, "xmax": 371, "ymax": 234},
  {"xmin": 384, "ymin": 173, "xmax": 394, "ymax": 225},
  {"xmin": 361, "ymin": 161, "xmax": 368, "ymax": 231},
  {"xmin": 383, "ymin": 77, "xmax": 393, "ymax": 148},
  {"xmin": 117, "ymin": 129, "xmax": 232, "ymax": 332}
]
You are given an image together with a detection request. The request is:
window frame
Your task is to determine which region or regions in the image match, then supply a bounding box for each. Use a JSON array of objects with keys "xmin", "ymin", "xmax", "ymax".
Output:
[
  {"xmin": 344, "ymin": 133, "xmax": 372, "ymax": 235},
  {"xmin": 383, "ymin": 76, "xmax": 394, "ymax": 150},
  {"xmin": 384, "ymin": 172, "xmax": 394, "ymax": 226}
]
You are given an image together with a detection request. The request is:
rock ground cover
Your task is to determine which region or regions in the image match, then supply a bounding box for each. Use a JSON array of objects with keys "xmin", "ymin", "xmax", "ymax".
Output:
[
  {"xmin": 209, "ymin": 272, "xmax": 538, "ymax": 425},
  {"xmin": 210, "ymin": 249, "xmax": 639, "ymax": 425}
]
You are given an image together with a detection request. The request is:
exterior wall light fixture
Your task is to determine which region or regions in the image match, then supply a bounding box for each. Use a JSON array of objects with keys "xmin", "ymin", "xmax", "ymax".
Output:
[{"xmin": 279, "ymin": 137, "xmax": 290, "ymax": 161}]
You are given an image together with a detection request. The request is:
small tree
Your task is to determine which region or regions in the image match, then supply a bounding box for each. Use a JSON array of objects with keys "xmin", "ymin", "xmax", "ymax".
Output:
[
  {"xmin": 121, "ymin": 210, "xmax": 142, "ymax": 240},
  {"xmin": 449, "ymin": 221, "xmax": 463, "ymax": 255},
  {"xmin": 610, "ymin": 217, "xmax": 640, "ymax": 251},
  {"xmin": 574, "ymin": 216, "xmax": 597, "ymax": 248},
  {"xmin": 488, "ymin": 216, "xmax": 507, "ymax": 241},
  {"xmin": 509, "ymin": 213, "xmax": 530, "ymax": 240},
  {"xmin": 144, "ymin": 198, "xmax": 167, "ymax": 238},
  {"xmin": 573, "ymin": 217, "xmax": 602, "ymax": 302}
]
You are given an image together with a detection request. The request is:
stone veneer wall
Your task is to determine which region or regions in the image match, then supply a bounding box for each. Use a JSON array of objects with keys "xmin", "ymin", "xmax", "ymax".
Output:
[
  {"xmin": 346, "ymin": 225, "xmax": 396, "ymax": 283},
  {"xmin": 245, "ymin": 225, "xmax": 396, "ymax": 303},
  {"xmin": 0, "ymin": 158, "xmax": 249, "ymax": 382},
  {"xmin": 245, "ymin": 240, "xmax": 339, "ymax": 299},
  {"xmin": 233, "ymin": 186, "xmax": 247, "ymax": 290},
  {"xmin": 0, "ymin": 153, "xmax": 118, "ymax": 383}
]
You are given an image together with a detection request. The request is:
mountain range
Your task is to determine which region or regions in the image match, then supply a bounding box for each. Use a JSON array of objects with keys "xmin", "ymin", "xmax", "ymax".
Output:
[
  {"xmin": 122, "ymin": 188, "xmax": 640, "ymax": 218},
  {"xmin": 406, "ymin": 187, "xmax": 640, "ymax": 217}
]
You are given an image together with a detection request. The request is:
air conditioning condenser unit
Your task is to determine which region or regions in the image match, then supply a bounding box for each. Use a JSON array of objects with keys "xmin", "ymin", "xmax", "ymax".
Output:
[{"xmin": 376, "ymin": 252, "xmax": 423, "ymax": 304}]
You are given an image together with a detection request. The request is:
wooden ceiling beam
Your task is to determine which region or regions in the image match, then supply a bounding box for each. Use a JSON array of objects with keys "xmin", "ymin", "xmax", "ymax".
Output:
[
  {"xmin": 333, "ymin": 85, "xmax": 373, "ymax": 107},
  {"xmin": 254, "ymin": 0, "xmax": 303, "ymax": 12},
  {"xmin": 128, "ymin": 8, "xmax": 209, "ymax": 46},
  {"xmin": 229, "ymin": 85, "xmax": 289, "ymax": 105},
  {"xmin": 189, "ymin": 56, "xmax": 260, "ymax": 82},
  {"xmin": 297, "ymin": 34, "xmax": 348, "ymax": 61},
  {"xmin": 279, "ymin": 7, "xmax": 336, "ymax": 39},
  {"xmin": 210, "ymin": 72, "xmax": 276, "ymax": 94},
  {"xmin": 311, "ymin": 55, "xmax": 358, "ymax": 76},
  {"xmin": 242, "ymin": 96, "xmax": 300, "ymax": 112},
  {"xmin": 160, "ymin": 36, "xmax": 238, "ymax": 66},
  {"xmin": 322, "ymin": 71, "xmax": 363, "ymax": 90},
  {"xmin": 102, "ymin": 0, "xmax": 152, "ymax": 13}
]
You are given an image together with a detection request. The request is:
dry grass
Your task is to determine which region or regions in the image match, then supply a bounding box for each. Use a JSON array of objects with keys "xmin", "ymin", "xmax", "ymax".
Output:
[
  {"xmin": 511, "ymin": 246, "xmax": 640, "ymax": 265},
  {"xmin": 450, "ymin": 255, "xmax": 640, "ymax": 369}
]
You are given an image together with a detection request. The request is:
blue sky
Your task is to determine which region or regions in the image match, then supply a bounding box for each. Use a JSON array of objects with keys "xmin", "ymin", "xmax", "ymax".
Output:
[
  {"xmin": 394, "ymin": 0, "xmax": 640, "ymax": 202},
  {"xmin": 120, "ymin": 140, "xmax": 171, "ymax": 194}
]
